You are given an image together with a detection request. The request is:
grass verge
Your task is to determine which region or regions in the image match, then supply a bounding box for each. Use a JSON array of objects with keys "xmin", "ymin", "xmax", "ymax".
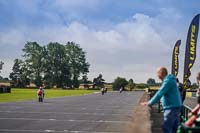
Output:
[{"xmin": 0, "ymin": 88, "xmax": 98, "ymax": 103}]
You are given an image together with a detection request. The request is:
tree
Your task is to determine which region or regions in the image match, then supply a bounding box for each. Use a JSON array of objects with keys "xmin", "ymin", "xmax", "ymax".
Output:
[
  {"xmin": 136, "ymin": 83, "xmax": 149, "ymax": 89},
  {"xmin": 9, "ymin": 59, "xmax": 30, "ymax": 87},
  {"xmin": 3, "ymin": 78, "xmax": 9, "ymax": 81},
  {"xmin": 65, "ymin": 42, "xmax": 90, "ymax": 88},
  {"xmin": 147, "ymin": 78, "xmax": 156, "ymax": 85},
  {"xmin": 191, "ymin": 83, "xmax": 198, "ymax": 90},
  {"xmin": 0, "ymin": 61, "xmax": 3, "ymax": 67},
  {"xmin": 0, "ymin": 75, "xmax": 3, "ymax": 81},
  {"xmin": 127, "ymin": 79, "xmax": 136, "ymax": 91},
  {"xmin": 44, "ymin": 42, "xmax": 71, "ymax": 88},
  {"xmin": 80, "ymin": 75, "xmax": 89, "ymax": 84},
  {"xmin": 9, "ymin": 41, "xmax": 90, "ymax": 89},
  {"xmin": 93, "ymin": 74, "xmax": 105, "ymax": 88},
  {"xmin": 112, "ymin": 77, "xmax": 128, "ymax": 90},
  {"xmin": 0, "ymin": 61, "xmax": 4, "ymax": 72},
  {"xmin": 22, "ymin": 42, "xmax": 45, "ymax": 87}
]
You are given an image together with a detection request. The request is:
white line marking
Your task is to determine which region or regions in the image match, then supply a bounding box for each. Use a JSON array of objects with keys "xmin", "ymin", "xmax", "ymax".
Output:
[
  {"xmin": 0, "ymin": 117, "xmax": 130, "ymax": 124},
  {"xmin": 0, "ymin": 129, "xmax": 116, "ymax": 133},
  {"xmin": 49, "ymin": 119, "xmax": 55, "ymax": 121},
  {"xmin": 0, "ymin": 106, "xmax": 130, "ymax": 111},
  {"xmin": 45, "ymin": 130, "xmax": 56, "ymax": 132},
  {"xmin": 0, "ymin": 111, "xmax": 125, "ymax": 116}
]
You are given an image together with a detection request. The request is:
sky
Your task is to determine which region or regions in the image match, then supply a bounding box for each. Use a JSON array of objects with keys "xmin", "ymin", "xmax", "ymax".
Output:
[{"xmin": 0, "ymin": 0, "xmax": 200, "ymax": 83}]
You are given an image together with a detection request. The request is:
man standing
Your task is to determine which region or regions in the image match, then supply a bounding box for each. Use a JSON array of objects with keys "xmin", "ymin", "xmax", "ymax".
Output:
[
  {"xmin": 196, "ymin": 72, "xmax": 200, "ymax": 104},
  {"xmin": 101, "ymin": 87, "xmax": 105, "ymax": 95},
  {"xmin": 141, "ymin": 67, "xmax": 182, "ymax": 133}
]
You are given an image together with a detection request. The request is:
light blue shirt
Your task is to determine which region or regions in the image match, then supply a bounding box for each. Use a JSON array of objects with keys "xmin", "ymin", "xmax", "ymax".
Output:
[{"xmin": 148, "ymin": 74, "xmax": 182, "ymax": 109}]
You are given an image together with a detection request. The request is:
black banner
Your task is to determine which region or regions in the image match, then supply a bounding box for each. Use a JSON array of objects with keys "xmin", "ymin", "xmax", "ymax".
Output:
[
  {"xmin": 183, "ymin": 14, "xmax": 200, "ymax": 89},
  {"xmin": 171, "ymin": 40, "xmax": 181, "ymax": 76}
]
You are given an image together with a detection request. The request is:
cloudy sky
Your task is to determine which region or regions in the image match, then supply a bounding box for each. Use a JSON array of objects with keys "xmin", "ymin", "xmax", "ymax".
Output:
[{"xmin": 0, "ymin": 0, "xmax": 200, "ymax": 83}]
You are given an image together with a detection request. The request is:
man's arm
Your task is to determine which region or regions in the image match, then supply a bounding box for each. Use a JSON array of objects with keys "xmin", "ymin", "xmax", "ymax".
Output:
[{"xmin": 148, "ymin": 80, "xmax": 171, "ymax": 106}]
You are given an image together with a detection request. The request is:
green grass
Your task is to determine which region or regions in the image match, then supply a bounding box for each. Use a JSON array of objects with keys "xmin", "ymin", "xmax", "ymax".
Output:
[{"xmin": 0, "ymin": 88, "xmax": 98, "ymax": 103}]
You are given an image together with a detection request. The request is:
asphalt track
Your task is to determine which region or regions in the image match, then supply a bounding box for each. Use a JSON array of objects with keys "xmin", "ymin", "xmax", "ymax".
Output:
[
  {"xmin": 0, "ymin": 91, "xmax": 143, "ymax": 133},
  {"xmin": 184, "ymin": 97, "xmax": 197, "ymax": 108}
]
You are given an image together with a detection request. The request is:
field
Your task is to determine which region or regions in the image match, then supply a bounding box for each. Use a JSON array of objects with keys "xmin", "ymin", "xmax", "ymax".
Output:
[{"xmin": 0, "ymin": 88, "xmax": 98, "ymax": 103}]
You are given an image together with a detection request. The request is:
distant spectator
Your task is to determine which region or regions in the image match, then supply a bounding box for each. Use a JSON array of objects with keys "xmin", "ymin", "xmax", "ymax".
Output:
[
  {"xmin": 101, "ymin": 87, "xmax": 105, "ymax": 95},
  {"xmin": 104, "ymin": 87, "xmax": 108, "ymax": 93},
  {"xmin": 37, "ymin": 86, "xmax": 45, "ymax": 102},
  {"xmin": 176, "ymin": 78, "xmax": 186, "ymax": 102},
  {"xmin": 196, "ymin": 72, "xmax": 200, "ymax": 104},
  {"xmin": 119, "ymin": 87, "xmax": 123, "ymax": 93}
]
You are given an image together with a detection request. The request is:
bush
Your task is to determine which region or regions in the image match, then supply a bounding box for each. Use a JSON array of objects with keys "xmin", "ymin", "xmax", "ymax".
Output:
[
  {"xmin": 112, "ymin": 77, "xmax": 128, "ymax": 90},
  {"xmin": 136, "ymin": 83, "xmax": 149, "ymax": 89},
  {"xmin": 87, "ymin": 87, "xmax": 100, "ymax": 90}
]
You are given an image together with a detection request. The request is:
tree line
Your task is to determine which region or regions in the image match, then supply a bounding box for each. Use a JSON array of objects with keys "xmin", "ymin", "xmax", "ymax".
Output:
[
  {"xmin": 112, "ymin": 77, "xmax": 136, "ymax": 90},
  {"xmin": 9, "ymin": 42, "xmax": 89, "ymax": 88},
  {"xmin": 7, "ymin": 41, "xmax": 170, "ymax": 90}
]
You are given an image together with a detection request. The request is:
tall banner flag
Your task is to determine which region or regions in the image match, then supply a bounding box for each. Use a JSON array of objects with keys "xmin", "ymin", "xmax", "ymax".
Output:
[
  {"xmin": 171, "ymin": 40, "xmax": 181, "ymax": 76},
  {"xmin": 183, "ymin": 14, "xmax": 200, "ymax": 89}
]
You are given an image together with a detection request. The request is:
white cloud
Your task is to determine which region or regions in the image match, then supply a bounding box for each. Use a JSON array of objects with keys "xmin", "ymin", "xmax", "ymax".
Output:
[
  {"xmin": 0, "ymin": 30, "xmax": 26, "ymax": 47},
  {"xmin": 0, "ymin": 59, "xmax": 13, "ymax": 78},
  {"xmin": 0, "ymin": 12, "xmax": 193, "ymax": 83}
]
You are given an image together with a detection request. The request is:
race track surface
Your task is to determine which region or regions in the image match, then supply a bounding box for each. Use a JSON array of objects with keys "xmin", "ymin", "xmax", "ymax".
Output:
[
  {"xmin": 0, "ymin": 91, "xmax": 143, "ymax": 133},
  {"xmin": 184, "ymin": 97, "xmax": 197, "ymax": 108}
]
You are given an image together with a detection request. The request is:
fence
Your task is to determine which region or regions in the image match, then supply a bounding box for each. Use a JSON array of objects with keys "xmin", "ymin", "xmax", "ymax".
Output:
[
  {"xmin": 181, "ymin": 104, "xmax": 192, "ymax": 122},
  {"xmin": 148, "ymin": 88, "xmax": 162, "ymax": 113},
  {"xmin": 148, "ymin": 88, "xmax": 200, "ymax": 132}
]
